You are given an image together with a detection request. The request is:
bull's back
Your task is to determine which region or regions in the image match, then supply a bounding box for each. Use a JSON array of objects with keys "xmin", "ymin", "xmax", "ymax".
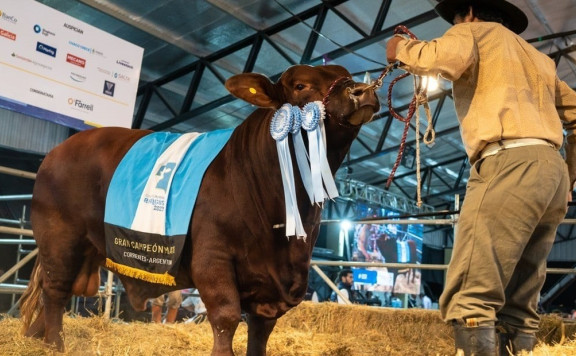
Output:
[{"xmin": 31, "ymin": 127, "xmax": 151, "ymax": 248}]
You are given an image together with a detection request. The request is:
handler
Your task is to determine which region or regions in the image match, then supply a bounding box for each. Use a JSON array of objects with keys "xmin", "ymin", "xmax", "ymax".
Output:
[{"xmin": 386, "ymin": 0, "xmax": 576, "ymax": 355}]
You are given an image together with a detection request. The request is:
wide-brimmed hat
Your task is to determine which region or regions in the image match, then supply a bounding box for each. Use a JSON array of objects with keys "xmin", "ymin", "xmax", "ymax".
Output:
[{"xmin": 435, "ymin": 0, "xmax": 528, "ymax": 34}]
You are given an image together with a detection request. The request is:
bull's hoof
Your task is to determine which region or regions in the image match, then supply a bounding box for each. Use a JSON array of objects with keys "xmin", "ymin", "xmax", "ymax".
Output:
[{"xmin": 44, "ymin": 337, "xmax": 65, "ymax": 353}]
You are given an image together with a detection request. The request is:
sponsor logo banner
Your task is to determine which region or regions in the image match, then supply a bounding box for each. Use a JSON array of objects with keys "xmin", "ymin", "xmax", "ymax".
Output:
[
  {"xmin": 0, "ymin": 0, "xmax": 143, "ymax": 129},
  {"xmin": 63, "ymin": 22, "xmax": 83, "ymax": 34},
  {"xmin": 29, "ymin": 87, "xmax": 54, "ymax": 98},
  {"xmin": 103, "ymin": 80, "xmax": 115, "ymax": 97},
  {"xmin": 33, "ymin": 24, "xmax": 55, "ymax": 37},
  {"xmin": 68, "ymin": 97, "xmax": 94, "ymax": 112},
  {"xmin": 116, "ymin": 59, "xmax": 133, "ymax": 69},
  {"xmin": 0, "ymin": 27, "xmax": 16, "ymax": 40},
  {"xmin": 36, "ymin": 41, "xmax": 57, "ymax": 57},
  {"xmin": 11, "ymin": 52, "xmax": 53, "ymax": 70},
  {"xmin": 66, "ymin": 53, "xmax": 86, "ymax": 68},
  {"xmin": 70, "ymin": 72, "xmax": 86, "ymax": 83},
  {"xmin": 0, "ymin": 9, "xmax": 18, "ymax": 24}
]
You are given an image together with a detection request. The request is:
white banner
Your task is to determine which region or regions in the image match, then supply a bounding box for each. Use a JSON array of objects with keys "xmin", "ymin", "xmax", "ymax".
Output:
[{"xmin": 0, "ymin": 0, "xmax": 143, "ymax": 130}]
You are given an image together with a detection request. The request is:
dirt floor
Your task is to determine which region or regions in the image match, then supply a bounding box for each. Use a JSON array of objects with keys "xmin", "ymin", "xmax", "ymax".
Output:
[{"xmin": 1, "ymin": 302, "xmax": 575, "ymax": 355}]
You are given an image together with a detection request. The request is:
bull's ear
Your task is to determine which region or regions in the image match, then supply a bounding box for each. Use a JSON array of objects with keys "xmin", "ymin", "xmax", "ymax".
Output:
[{"xmin": 225, "ymin": 73, "xmax": 281, "ymax": 108}]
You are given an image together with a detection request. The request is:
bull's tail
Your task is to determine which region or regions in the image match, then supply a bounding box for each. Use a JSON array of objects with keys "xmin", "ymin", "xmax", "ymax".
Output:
[{"xmin": 20, "ymin": 256, "xmax": 44, "ymax": 335}]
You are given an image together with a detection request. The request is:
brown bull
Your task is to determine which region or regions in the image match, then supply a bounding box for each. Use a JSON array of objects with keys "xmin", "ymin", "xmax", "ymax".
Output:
[{"xmin": 19, "ymin": 64, "xmax": 380, "ymax": 355}]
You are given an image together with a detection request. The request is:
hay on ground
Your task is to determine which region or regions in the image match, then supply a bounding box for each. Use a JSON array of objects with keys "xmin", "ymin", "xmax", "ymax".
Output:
[{"xmin": 0, "ymin": 302, "xmax": 575, "ymax": 355}]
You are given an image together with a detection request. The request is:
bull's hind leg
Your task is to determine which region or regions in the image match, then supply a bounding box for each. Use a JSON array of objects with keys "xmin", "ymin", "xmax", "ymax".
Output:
[
  {"xmin": 36, "ymin": 234, "xmax": 98, "ymax": 351},
  {"xmin": 25, "ymin": 311, "xmax": 46, "ymax": 338},
  {"xmin": 246, "ymin": 314, "xmax": 277, "ymax": 356}
]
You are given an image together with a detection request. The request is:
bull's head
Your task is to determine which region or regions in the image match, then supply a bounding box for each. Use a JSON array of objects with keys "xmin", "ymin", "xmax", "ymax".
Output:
[{"xmin": 225, "ymin": 64, "xmax": 380, "ymax": 128}]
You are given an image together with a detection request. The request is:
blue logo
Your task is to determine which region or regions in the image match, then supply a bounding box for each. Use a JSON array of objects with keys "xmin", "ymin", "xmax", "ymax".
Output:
[
  {"xmin": 155, "ymin": 163, "xmax": 176, "ymax": 192},
  {"xmin": 33, "ymin": 24, "xmax": 41, "ymax": 33},
  {"xmin": 36, "ymin": 42, "xmax": 56, "ymax": 57},
  {"xmin": 353, "ymin": 269, "xmax": 377, "ymax": 284}
]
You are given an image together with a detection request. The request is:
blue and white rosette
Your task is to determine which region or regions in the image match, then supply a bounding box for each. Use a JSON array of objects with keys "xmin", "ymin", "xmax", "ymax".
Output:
[
  {"xmin": 291, "ymin": 106, "xmax": 314, "ymax": 203},
  {"xmin": 270, "ymin": 103, "xmax": 306, "ymax": 240},
  {"xmin": 301, "ymin": 101, "xmax": 339, "ymax": 204}
]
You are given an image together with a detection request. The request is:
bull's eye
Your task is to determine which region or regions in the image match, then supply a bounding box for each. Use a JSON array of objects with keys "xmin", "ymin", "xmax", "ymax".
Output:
[{"xmin": 295, "ymin": 84, "xmax": 305, "ymax": 91}]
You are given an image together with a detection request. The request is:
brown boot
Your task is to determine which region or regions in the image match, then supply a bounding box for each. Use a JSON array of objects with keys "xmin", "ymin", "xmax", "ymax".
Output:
[{"xmin": 454, "ymin": 324, "xmax": 499, "ymax": 356}]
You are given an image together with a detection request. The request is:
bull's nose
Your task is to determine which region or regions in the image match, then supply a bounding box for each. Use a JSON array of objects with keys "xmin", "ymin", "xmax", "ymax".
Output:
[
  {"xmin": 348, "ymin": 87, "xmax": 365, "ymax": 97},
  {"xmin": 355, "ymin": 89, "xmax": 380, "ymax": 110}
]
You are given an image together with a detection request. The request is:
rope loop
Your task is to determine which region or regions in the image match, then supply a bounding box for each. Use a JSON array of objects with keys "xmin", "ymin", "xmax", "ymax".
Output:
[{"xmin": 379, "ymin": 25, "xmax": 437, "ymax": 208}]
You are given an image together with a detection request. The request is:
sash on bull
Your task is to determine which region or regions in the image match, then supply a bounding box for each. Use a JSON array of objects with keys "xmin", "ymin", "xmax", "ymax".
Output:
[{"xmin": 19, "ymin": 64, "xmax": 380, "ymax": 355}]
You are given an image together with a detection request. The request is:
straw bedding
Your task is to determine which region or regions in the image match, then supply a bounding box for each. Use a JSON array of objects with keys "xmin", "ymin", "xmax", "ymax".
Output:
[{"xmin": 0, "ymin": 302, "xmax": 574, "ymax": 355}]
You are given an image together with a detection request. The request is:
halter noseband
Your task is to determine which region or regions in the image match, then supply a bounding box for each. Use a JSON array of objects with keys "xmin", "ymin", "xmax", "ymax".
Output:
[{"xmin": 322, "ymin": 76, "xmax": 372, "ymax": 129}]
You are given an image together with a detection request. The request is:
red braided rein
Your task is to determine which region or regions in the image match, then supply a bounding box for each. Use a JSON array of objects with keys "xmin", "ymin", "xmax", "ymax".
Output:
[{"xmin": 384, "ymin": 25, "xmax": 426, "ymax": 189}]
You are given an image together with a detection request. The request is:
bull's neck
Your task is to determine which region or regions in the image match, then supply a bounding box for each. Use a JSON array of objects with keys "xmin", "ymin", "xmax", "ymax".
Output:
[
  {"xmin": 229, "ymin": 108, "xmax": 359, "ymax": 224},
  {"xmin": 323, "ymin": 121, "xmax": 361, "ymax": 173}
]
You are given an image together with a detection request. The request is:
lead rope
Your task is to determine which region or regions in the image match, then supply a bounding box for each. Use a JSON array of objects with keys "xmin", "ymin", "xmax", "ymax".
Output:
[{"xmin": 367, "ymin": 25, "xmax": 436, "ymax": 208}]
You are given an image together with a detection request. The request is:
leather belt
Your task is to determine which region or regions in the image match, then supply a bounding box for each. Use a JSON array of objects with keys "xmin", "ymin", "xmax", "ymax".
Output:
[{"xmin": 480, "ymin": 138, "xmax": 555, "ymax": 159}]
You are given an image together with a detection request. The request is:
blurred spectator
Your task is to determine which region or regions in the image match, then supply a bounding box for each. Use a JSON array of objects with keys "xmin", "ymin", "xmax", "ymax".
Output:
[
  {"xmin": 421, "ymin": 293, "xmax": 433, "ymax": 309},
  {"xmin": 408, "ymin": 294, "xmax": 418, "ymax": 308},
  {"xmin": 304, "ymin": 285, "xmax": 319, "ymax": 302},
  {"xmin": 330, "ymin": 269, "xmax": 358, "ymax": 304},
  {"xmin": 150, "ymin": 290, "xmax": 182, "ymax": 324},
  {"xmin": 182, "ymin": 288, "xmax": 207, "ymax": 324}
]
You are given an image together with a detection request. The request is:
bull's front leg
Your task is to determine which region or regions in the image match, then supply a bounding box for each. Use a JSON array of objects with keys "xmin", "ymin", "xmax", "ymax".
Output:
[
  {"xmin": 246, "ymin": 314, "xmax": 277, "ymax": 356},
  {"xmin": 195, "ymin": 268, "xmax": 242, "ymax": 356},
  {"xmin": 204, "ymin": 292, "xmax": 242, "ymax": 356}
]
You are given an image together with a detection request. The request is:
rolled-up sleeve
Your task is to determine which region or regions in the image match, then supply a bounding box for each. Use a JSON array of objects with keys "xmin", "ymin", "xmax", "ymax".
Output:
[{"xmin": 395, "ymin": 24, "xmax": 476, "ymax": 81}]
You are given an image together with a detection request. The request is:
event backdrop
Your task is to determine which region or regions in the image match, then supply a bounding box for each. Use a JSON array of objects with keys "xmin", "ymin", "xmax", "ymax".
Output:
[{"xmin": 0, "ymin": 0, "xmax": 143, "ymax": 130}]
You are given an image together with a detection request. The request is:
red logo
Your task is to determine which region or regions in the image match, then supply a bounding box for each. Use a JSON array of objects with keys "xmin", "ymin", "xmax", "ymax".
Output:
[
  {"xmin": 66, "ymin": 53, "xmax": 85, "ymax": 68},
  {"xmin": 0, "ymin": 28, "xmax": 16, "ymax": 41}
]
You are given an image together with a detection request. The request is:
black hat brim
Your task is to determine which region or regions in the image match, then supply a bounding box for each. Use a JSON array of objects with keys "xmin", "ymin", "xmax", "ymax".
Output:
[{"xmin": 434, "ymin": 0, "xmax": 528, "ymax": 34}]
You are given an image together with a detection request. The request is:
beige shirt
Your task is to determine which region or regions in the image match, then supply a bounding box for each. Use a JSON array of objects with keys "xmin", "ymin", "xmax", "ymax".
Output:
[{"xmin": 395, "ymin": 22, "xmax": 576, "ymax": 163}]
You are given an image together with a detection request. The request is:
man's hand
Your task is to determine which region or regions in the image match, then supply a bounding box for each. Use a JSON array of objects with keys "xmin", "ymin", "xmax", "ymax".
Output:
[{"xmin": 386, "ymin": 36, "xmax": 404, "ymax": 63}]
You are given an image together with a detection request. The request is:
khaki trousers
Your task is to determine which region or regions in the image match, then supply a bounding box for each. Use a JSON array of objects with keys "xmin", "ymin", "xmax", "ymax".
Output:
[{"xmin": 440, "ymin": 145, "xmax": 569, "ymax": 333}]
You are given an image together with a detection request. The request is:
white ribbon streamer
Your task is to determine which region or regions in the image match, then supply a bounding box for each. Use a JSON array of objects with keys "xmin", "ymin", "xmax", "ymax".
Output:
[
  {"xmin": 270, "ymin": 104, "xmax": 307, "ymax": 240},
  {"xmin": 270, "ymin": 101, "xmax": 340, "ymax": 240},
  {"xmin": 302, "ymin": 101, "xmax": 339, "ymax": 205},
  {"xmin": 291, "ymin": 106, "xmax": 314, "ymax": 203}
]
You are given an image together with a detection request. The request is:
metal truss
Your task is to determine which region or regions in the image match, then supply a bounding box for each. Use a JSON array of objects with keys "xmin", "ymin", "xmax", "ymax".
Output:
[
  {"xmin": 322, "ymin": 178, "xmax": 434, "ymax": 221},
  {"xmin": 132, "ymin": 1, "xmax": 437, "ymax": 130}
]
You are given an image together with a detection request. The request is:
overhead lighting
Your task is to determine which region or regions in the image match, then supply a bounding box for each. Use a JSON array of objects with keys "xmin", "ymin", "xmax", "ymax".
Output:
[
  {"xmin": 340, "ymin": 220, "xmax": 352, "ymax": 230},
  {"xmin": 422, "ymin": 76, "xmax": 439, "ymax": 91}
]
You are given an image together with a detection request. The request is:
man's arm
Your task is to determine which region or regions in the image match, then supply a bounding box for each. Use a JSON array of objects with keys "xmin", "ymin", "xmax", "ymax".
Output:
[
  {"xmin": 557, "ymin": 78, "xmax": 576, "ymax": 188},
  {"xmin": 386, "ymin": 35, "xmax": 405, "ymax": 63},
  {"xmin": 385, "ymin": 24, "xmax": 475, "ymax": 81}
]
